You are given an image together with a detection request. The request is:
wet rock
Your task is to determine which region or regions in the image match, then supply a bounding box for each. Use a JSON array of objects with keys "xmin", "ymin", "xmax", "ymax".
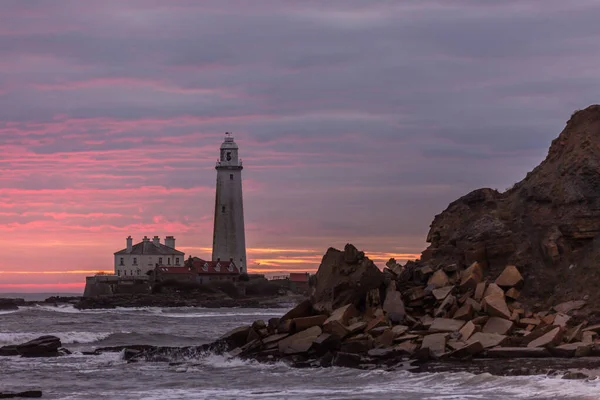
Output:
[
  {"xmin": 0, "ymin": 335, "xmax": 63, "ymax": 358},
  {"xmin": 341, "ymin": 338, "xmax": 373, "ymax": 354},
  {"xmin": 0, "ymin": 391, "xmax": 43, "ymax": 398},
  {"xmin": 562, "ymin": 371, "xmax": 589, "ymax": 380},
  {"xmin": 311, "ymin": 244, "xmax": 384, "ymax": 312},
  {"xmin": 313, "ymin": 333, "xmax": 341, "ymax": 354},
  {"xmin": 332, "ymin": 351, "xmax": 362, "ymax": 368},
  {"xmin": 485, "ymin": 347, "xmax": 550, "ymax": 358},
  {"xmin": 550, "ymin": 342, "xmax": 592, "ymax": 358},
  {"xmin": 482, "ymin": 317, "xmax": 514, "ymax": 335}
]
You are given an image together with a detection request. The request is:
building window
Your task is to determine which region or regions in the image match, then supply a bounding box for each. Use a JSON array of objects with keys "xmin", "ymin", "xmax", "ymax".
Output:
[
  {"xmin": 133, "ymin": 258, "xmax": 137, "ymax": 265},
  {"xmin": 168, "ymin": 258, "xmax": 171, "ymax": 265},
  {"xmin": 119, "ymin": 257, "xmax": 124, "ymax": 266},
  {"xmin": 221, "ymin": 205, "xmax": 226, "ymax": 213},
  {"xmin": 230, "ymin": 174, "xmax": 233, "ymax": 180},
  {"xmin": 158, "ymin": 257, "xmax": 163, "ymax": 265},
  {"xmin": 117, "ymin": 270, "xmax": 121, "ymax": 276},
  {"xmin": 137, "ymin": 269, "xmax": 140, "ymax": 275},
  {"xmin": 175, "ymin": 257, "xmax": 180, "ymax": 265}
]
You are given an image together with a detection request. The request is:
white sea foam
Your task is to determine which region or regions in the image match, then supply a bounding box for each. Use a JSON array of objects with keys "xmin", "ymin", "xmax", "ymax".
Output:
[
  {"xmin": 0, "ymin": 331, "xmax": 114, "ymax": 345},
  {"xmin": 0, "ymin": 309, "xmax": 20, "ymax": 315}
]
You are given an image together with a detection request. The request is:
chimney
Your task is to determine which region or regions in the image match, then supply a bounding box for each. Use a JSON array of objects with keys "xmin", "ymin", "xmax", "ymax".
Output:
[
  {"xmin": 165, "ymin": 236, "xmax": 175, "ymax": 249},
  {"xmin": 142, "ymin": 236, "xmax": 149, "ymax": 242},
  {"xmin": 126, "ymin": 236, "xmax": 133, "ymax": 252},
  {"xmin": 152, "ymin": 235, "xmax": 160, "ymax": 246}
]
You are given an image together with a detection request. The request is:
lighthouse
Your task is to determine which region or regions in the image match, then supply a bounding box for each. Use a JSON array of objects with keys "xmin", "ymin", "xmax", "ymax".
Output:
[{"xmin": 212, "ymin": 133, "xmax": 247, "ymax": 273}]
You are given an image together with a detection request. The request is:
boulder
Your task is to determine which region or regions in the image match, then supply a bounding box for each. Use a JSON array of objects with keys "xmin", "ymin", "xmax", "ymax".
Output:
[
  {"xmin": 467, "ymin": 332, "xmax": 507, "ymax": 348},
  {"xmin": 280, "ymin": 300, "xmax": 315, "ymax": 322},
  {"xmin": 420, "ymin": 333, "xmax": 447, "ymax": 357},
  {"xmin": 453, "ymin": 304, "xmax": 473, "ymax": 321},
  {"xmin": 448, "ymin": 341, "xmax": 484, "ymax": 358},
  {"xmin": 459, "ymin": 262, "xmax": 483, "ymax": 291},
  {"xmin": 391, "ymin": 325, "xmax": 409, "ymax": 337},
  {"xmin": 582, "ymin": 324, "xmax": 600, "ymax": 333},
  {"xmin": 382, "ymin": 282, "xmax": 406, "ymax": 323},
  {"xmin": 565, "ymin": 323, "xmax": 584, "ymax": 343},
  {"xmin": 0, "ymin": 335, "xmax": 63, "ymax": 358},
  {"xmin": 313, "ymin": 333, "xmax": 341, "ymax": 353},
  {"xmin": 332, "ymin": 352, "xmax": 362, "ymax": 368},
  {"xmin": 278, "ymin": 326, "xmax": 322, "ymax": 354},
  {"xmin": 552, "ymin": 313, "xmax": 570, "ymax": 328},
  {"xmin": 311, "ymin": 244, "xmax": 384, "ymax": 312},
  {"xmin": 322, "ymin": 320, "xmax": 350, "ymax": 339},
  {"xmin": 482, "ymin": 294, "xmax": 512, "ymax": 319},
  {"xmin": 459, "ymin": 321, "xmax": 477, "ymax": 341},
  {"xmin": 340, "ymin": 338, "xmax": 373, "ymax": 354},
  {"xmin": 428, "ymin": 270, "xmax": 450, "ymax": 288},
  {"xmin": 465, "ymin": 297, "xmax": 482, "ymax": 312},
  {"xmin": 527, "ymin": 327, "xmax": 563, "ymax": 348},
  {"xmin": 474, "ymin": 281, "xmax": 487, "ymax": 301},
  {"xmin": 394, "ymin": 341, "xmax": 418, "ymax": 355},
  {"xmin": 324, "ymin": 304, "xmax": 357, "ymax": 326},
  {"xmin": 550, "ymin": 342, "xmax": 592, "ymax": 358},
  {"xmin": 347, "ymin": 321, "xmax": 367, "ymax": 335},
  {"xmin": 582, "ymin": 331, "xmax": 595, "ymax": 343},
  {"xmin": 505, "ymin": 288, "xmax": 521, "ymax": 300},
  {"xmin": 553, "ymin": 300, "xmax": 586, "ymax": 314},
  {"xmin": 434, "ymin": 295, "xmax": 456, "ymax": 317},
  {"xmin": 366, "ymin": 316, "xmax": 388, "ymax": 332},
  {"xmin": 374, "ymin": 329, "xmax": 395, "ymax": 347},
  {"xmin": 485, "ymin": 347, "xmax": 550, "ymax": 358},
  {"xmin": 483, "ymin": 283, "xmax": 504, "ymax": 299},
  {"xmin": 429, "ymin": 318, "xmax": 466, "ymax": 333},
  {"xmin": 432, "ymin": 286, "xmax": 453, "ymax": 301},
  {"xmin": 290, "ymin": 315, "xmax": 328, "ymax": 332},
  {"xmin": 495, "ymin": 265, "xmax": 524, "ymax": 289},
  {"xmin": 482, "ymin": 317, "xmax": 514, "ymax": 335}
]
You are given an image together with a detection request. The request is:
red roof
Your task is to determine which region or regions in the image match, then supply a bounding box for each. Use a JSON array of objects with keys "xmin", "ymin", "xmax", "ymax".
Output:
[
  {"xmin": 190, "ymin": 259, "xmax": 240, "ymax": 275},
  {"xmin": 155, "ymin": 266, "xmax": 193, "ymax": 274},
  {"xmin": 290, "ymin": 272, "xmax": 309, "ymax": 282}
]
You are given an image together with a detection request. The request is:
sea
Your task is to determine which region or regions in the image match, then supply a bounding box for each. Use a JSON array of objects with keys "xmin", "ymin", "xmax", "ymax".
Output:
[{"xmin": 1, "ymin": 293, "xmax": 600, "ymax": 399}]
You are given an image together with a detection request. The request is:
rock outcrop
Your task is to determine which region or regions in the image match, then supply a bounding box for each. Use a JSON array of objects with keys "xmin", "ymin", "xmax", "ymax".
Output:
[
  {"xmin": 310, "ymin": 244, "xmax": 384, "ymax": 312},
  {"xmin": 0, "ymin": 335, "xmax": 70, "ymax": 357},
  {"xmin": 422, "ymin": 105, "xmax": 600, "ymax": 308}
]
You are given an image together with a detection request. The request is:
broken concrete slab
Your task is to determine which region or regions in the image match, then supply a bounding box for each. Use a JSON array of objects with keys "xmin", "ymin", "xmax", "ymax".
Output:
[
  {"xmin": 527, "ymin": 327, "xmax": 563, "ymax": 348},
  {"xmin": 465, "ymin": 297, "xmax": 482, "ymax": 312},
  {"xmin": 278, "ymin": 326, "xmax": 322, "ymax": 354},
  {"xmin": 482, "ymin": 317, "xmax": 514, "ymax": 335},
  {"xmin": 322, "ymin": 320, "xmax": 350, "ymax": 339},
  {"xmin": 448, "ymin": 341, "xmax": 484, "ymax": 358},
  {"xmin": 346, "ymin": 321, "xmax": 367, "ymax": 335},
  {"xmin": 429, "ymin": 318, "xmax": 466, "ymax": 333},
  {"xmin": 291, "ymin": 315, "xmax": 328, "ymax": 332},
  {"xmin": 495, "ymin": 265, "xmax": 524, "ymax": 289},
  {"xmin": 553, "ymin": 313, "xmax": 571, "ymax": 328},
  {"xmin": 391, "ymin": 325, "xmax": 409, "ymax": 337},
  {"xmin": 434, "ymin": 295, "xmax": 456, "ymax": 318}
]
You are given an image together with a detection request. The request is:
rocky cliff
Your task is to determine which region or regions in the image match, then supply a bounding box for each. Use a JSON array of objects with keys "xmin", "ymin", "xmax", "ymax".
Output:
[{"xmin": 422, "ymin": 105, "xmax": 600, "ymax": 308}]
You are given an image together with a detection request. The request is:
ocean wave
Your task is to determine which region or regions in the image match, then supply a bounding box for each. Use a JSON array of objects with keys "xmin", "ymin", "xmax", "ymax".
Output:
[
  {"xmin": 0, "ymin": 309, "xmax": 20, "ymax": 315},
  {"xmin": 0, "ymin": 331, "xmax": 114, "ymax": 345}
]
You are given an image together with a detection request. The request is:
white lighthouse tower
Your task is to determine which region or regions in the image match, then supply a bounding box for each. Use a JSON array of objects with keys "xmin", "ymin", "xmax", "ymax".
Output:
[{"xmin": 212, "ymin": 132, "xmax": 247, "ymax": 272}]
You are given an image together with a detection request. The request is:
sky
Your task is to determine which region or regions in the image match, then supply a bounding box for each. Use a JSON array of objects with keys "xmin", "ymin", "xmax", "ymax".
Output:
[{"xmin": 2, "ymin": 0, "xmax": 600, "ymax": 292}]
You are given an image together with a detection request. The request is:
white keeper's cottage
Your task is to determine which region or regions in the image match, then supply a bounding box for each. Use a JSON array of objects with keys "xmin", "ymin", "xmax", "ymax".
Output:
[{"xmin": 114, "ymin": 235, "xmax": 185, "ymax": 277}]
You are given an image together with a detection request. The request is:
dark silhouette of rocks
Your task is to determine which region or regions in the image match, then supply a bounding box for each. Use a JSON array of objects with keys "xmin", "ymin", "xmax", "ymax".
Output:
[
  {"xmin": 0, "ymin": 335, "xmax": 70, "ymax": 357},
  {"xmin": 422, "ymin": 105, "xmax": 600, "ymax": 308}
]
